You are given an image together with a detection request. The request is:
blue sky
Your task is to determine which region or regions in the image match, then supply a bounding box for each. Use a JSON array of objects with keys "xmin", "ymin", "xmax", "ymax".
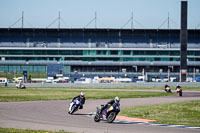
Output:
[{"xmin": 0, "ymin": 0, "xmax": 199, "ymax": 29}]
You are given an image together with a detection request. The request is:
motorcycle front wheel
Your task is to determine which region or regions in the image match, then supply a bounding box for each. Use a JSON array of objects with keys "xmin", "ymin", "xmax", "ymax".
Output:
[
  {"xmin": 69, "ymin": 105, "xmax": 77, "ymax": 114},
  {"xmin": 107, "ymin": 112, "xmax": 116, "ymax": 123}
]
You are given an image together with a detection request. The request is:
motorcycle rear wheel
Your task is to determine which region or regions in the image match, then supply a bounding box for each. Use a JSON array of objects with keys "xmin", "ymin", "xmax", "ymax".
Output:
[{"xmin": 179, "ymin": 91, "xmax": 182, "ymax": 96}]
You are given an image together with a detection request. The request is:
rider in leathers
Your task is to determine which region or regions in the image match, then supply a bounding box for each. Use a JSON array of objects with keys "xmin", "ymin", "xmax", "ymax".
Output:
[
  {"xmin": 71, "ymin": 92, "xmax": 85, "ymax": 109},
  {"xmin": 100, "ymin": 96, "xmax": 120, "ymax": 114}
]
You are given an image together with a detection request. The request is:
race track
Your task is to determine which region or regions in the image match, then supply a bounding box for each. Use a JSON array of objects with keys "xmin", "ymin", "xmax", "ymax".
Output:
[{"xmin": 0, "ymin": 91, "xmax": 200, "ymax": 133}]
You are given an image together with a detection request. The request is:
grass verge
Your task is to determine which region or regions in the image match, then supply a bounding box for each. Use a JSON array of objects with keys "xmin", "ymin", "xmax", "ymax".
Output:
[
  {"xmin": 0, "ymin": 88, "xmax": 174, "ymax": 102},
  {"xmin": 119, "ymin": 100, "xmax": 200, "ymax": 127},
  {"xmin": 2, "ymin": 86, "xmax": 200, "ymax": 91},
  {"xmin": 0, "ymin": 128, "xmax": 73, "ymax": 133}
]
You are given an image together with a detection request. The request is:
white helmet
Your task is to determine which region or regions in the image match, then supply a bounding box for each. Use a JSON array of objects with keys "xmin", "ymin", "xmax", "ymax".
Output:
[
  {"xmin": 80, "ymin": 92, "xmax": 85, "ymax": 97},
  {"xmin": 114, "ymin": 96, "xmax": 120, "ymax": 103}
]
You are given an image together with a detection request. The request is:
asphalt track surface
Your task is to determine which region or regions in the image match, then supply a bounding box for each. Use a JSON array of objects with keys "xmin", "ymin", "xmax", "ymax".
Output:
[{"xmin": 0, "ymin": 91, "xmax": 200, "ymax": 133}]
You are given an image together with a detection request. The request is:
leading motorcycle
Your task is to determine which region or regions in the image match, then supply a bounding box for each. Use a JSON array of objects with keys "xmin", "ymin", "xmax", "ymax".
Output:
[
  {"xmin": 164, "ymin": 87, "xmax": 172, "ymax": 93},
  {"xmin": 94, "ymin": 102, "xmax": 120, "ymax": 123},
  {"xmin": 68, "ymin": 99, "xmax": 81, "ymax": 114}
]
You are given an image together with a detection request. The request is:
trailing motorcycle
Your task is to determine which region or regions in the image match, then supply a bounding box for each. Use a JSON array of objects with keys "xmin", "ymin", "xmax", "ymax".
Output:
[
  {"xmin": 94, "ymin": 102, "xmax": 120, "ymax": 123},
  {"xmin": 68, "ymin": 98, "xmax": 81, "ymax": 114}
]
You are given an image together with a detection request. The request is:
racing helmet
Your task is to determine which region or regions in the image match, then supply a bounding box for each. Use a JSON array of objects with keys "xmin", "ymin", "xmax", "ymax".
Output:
[
  {"xmin": 80, "ymin": 92, "xmax": 85, "ymax": 97},
  {"xmin": 114, "ymin": 96, "xmax": 120, "ymax": 103}
]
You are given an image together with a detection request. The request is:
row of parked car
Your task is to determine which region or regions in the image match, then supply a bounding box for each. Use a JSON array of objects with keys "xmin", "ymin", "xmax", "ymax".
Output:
[{"xmin": 1, "ymin": 75, "xmax": 200, "ymax": 85}]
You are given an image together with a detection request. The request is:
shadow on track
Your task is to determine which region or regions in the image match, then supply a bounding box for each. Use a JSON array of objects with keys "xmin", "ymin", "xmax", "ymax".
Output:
[
  {"xmin": 70, "ymin": 113, "xmax": 89, "ymax": 116},
  {"xmin": 111, "ymin": 121, "xmax": 138, "ymax": 125},
  {"xmin": 91, "ymin": 120, "xmax": 141, "ymax": 125}
]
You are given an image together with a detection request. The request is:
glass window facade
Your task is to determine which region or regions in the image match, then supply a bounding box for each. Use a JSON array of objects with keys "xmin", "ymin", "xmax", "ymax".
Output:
[
  {"xmin": 1, "ymin": 49, "xmax": 200, "ymax": 62},
  {"xmin": 0, "ymin": 65, "xmax": 46, "ymax": 73}
]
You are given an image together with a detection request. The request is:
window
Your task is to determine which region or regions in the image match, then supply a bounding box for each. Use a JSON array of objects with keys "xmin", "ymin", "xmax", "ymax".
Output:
[
  {"xmin": 123, "ymin": 51, "xmax": 131, "ymax": 55},
  {"xmin": 110, "ymin": 50, "xmax": 118, "ymax": 55},
  {"xmin": 47, "ymin": 50, "xmax": 58, "ymax": 55}
]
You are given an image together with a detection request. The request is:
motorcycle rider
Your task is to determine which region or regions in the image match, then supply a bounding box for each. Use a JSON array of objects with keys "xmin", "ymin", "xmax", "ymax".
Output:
[
  {"xmin": 165, "ymin": 84, "xmax": 169, "ymax": 89},
  {"xmin": 164, "ymin": 84, "xmax": 171, "ymax": 93},
  {"xmin": 176, "ymin": 84, "xmax": 181, "ymax": 90},
  {"xmin": 100, "ymin": 96, "xmax": 120, "ymax": 114},
  {"xmin": 71, "ymin": 92, "xmax": 85, "ymax": 109},
  {"xmin": 16, "ymin": 81, "xmax": 25, "ymax": 89},
  {"xmin": 176, "ymin": 84, "xmax": 183, "ymax": 96}
]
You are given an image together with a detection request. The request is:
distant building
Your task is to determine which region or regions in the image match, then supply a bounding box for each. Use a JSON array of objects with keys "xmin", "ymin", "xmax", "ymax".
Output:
[{"xmin": 0, "ymin": 28, "xmax": 200, "ymax": 77}]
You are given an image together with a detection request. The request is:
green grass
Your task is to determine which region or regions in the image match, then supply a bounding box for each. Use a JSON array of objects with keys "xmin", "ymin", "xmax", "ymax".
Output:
[
  {"xmin": 2, "ymin": 86, "xmax": 200, "ymax": 91},
  {"xmin": 83, "ymin": 86, "xmax": 200, "ymax": 91},
  {"xmin": 0, "ymin": 128, "xmax": 73, "ymax": 133},
  {"xmin": 0, "ymin": 88, "xmax": 174, "ymax": 102},
  {"xmin": 119, "ymin": 100, "xmax": 200, "ymax": 127}
]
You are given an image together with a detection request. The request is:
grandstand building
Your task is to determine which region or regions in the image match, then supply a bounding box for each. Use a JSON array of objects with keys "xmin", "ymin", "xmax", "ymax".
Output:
[{"xmin": 0, "ymin": 28, "xmax": 200, "ymax": 77}]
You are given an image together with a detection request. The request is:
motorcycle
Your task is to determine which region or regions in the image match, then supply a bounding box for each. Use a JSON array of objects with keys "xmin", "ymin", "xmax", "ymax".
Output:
[
  {"xmin": 68, "ymin": 98, "xmax": 81, "ymax": 114},
  {"xmin": 176, "ymin": 88, "xmax": 182, "ymax": 96},
  {"xmin": 94, "ymin": 102, "xmax": 120, "ymax": 123},
  {"xmin": 16, "ymin": 83, "xmax": 26, "ymax": 89},
  {"xmin": 165, "ymin": 87, "xmax": 172, "ymax": 93}
]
